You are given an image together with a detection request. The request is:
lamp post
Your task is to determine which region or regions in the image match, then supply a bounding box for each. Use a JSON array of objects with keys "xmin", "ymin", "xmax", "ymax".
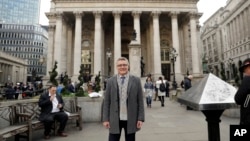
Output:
[
  {"xmin": 39, "ymin": 56, "xmax": 45, "ymax": 75},
  {"xmin": 106, "ymin": 48, "xmax": 112, "ymax": 77},
  {"xmin": 228, "ymin": 58, "xmax": 233, "ymax": 80},
  {"xmin": 170, "ymin": 47, "xmax": 178, "ymax": 90}
]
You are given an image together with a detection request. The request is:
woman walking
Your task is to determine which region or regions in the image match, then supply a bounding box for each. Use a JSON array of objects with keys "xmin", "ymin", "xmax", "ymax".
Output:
[{"xmin": 144, "ymin": 77, "xmax": 154, "ymax": 108}]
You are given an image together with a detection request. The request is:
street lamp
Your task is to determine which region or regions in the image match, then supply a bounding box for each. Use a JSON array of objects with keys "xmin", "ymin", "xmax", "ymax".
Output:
[
  {"xmin": 106, "ymin": 48, "xmax": 112, "ymax": 77},
  {"xmin": 228, "ymin": 58, "xmax": 233, "ymax": 80},
  {"xmin": 39, "ymin": 56, "xmax": 44, "ymax": 73},
  {"xmin": 170, "ymin": 47, "xmax": 178, "ymax": 90}
]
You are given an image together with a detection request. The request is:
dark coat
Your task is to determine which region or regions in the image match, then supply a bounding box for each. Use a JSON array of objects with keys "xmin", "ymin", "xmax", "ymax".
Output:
[
  {"xmin": 184, "ymin": 77, "xmax": 192, "ymax": 91},
  {"xmin": 38, "ymin": 91, "xmax": 65, "ymax": 122},
  {"xmin": 235, "ymin": 76, "xmax": 250, "ymax": 125},
  {"xmin": 102, "ymin": 75, "xmax": 145, "ymax": 134}
]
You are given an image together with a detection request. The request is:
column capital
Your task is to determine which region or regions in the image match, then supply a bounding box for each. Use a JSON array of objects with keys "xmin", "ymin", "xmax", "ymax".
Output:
[
  {"xmin": 113, "ymin": 11, "xmax": 122, "ymax": 18},
  {"xmin": 55, "ymin": 12, "xmax": 63, "ymax": 19},
  {"xmin": 74, "ymin": 11, "xmax": 83, "ymax": 18},
  {"xmin": 48, "ymin": 25, "xmax": 56, "ymax": 32},
  {"xmin": 189, "ymin": 12, "xmax": 202, "ymax": 19},
  {"xmin": 132, "ymin": 11, "xmax": 142, "ymax": 18},
  {"xmin": 151, "ymin": 11, "xmax": 161, "ymax": 18},
  {"xmin": 93, "ymin": 11, "xmax": 103, "ymax": 18},
  {"xmin": 169, "ymin": 11, "xmax": 180, "ymax": 18},
  {"xmin": 46, "ymin": 12, "xmax": 56, "ymax": 20}
]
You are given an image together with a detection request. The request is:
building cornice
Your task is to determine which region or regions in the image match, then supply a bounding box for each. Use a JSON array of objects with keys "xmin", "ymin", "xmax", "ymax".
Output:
[{"xmin": 52, "ymin": 0, "xmax": 198, "ymax": 3}]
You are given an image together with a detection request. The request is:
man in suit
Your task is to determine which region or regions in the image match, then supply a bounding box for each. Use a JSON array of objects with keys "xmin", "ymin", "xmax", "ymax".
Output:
[
  {"xmin": 235, "ymin": 58, "xmax": 250, "ymax": 125},
  {"xmin": 102, "ymin": 57, "xmax": 145, "ymax": 141},
  {"xmin": 38, "ymin": 85, "xmax": 68, "ymax": 139}
]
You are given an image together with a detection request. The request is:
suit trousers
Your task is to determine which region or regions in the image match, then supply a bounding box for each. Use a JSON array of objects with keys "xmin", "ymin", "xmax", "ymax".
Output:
[
  {"xmin": 43, "ymin": 111, "xmax": 68, "ymax": 135},
  {"xmin": 109, "ymin": 120, "xmax": 135, "ymax": 141}
]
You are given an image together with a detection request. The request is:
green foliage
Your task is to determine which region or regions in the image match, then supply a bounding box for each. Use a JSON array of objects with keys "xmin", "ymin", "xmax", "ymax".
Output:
[
  {"xmin": 75, "ymin": 88, "xmax": 88, "ymax": 97},
  {"xmin": 77, "ymin": 64, "xmax": 85, "ymax": 90},
  {"xmin": 49, "ymin": 61, "xmax": 58, "ymax": 86},
  {"xmin": 61, "ymin": 72, "xmax": 71, "ymax": 96},
  {"xmin": 75, "ymin": 64, "xmax": 86, "ymax": 97},
  {"xmin": 232, "ymin": 64, "xmax": 240, "ymax": 87},
  {"xmin": 220, "ymin": 62, "xmax": 226, "ymax": 81},
  {"xmin": 94, "ymin": 71, "xmax": 101, "ymax": 92}
]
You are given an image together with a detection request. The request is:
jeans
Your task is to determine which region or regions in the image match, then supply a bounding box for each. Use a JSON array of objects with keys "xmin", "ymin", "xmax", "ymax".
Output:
[{"xmin": 146, "ymin": 96, "xmax": 152, "ymax": 106}]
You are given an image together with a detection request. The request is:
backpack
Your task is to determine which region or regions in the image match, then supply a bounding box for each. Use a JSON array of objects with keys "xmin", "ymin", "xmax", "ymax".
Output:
[{"xmin": 159, "ymin": 83, "xmax": 166, "ymax": 92}]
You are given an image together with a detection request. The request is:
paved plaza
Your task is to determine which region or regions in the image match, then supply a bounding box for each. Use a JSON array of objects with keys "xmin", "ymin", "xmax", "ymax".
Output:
[{"xmin": 9, "ymin": 97, "xmax": 240, "ymax": 141}]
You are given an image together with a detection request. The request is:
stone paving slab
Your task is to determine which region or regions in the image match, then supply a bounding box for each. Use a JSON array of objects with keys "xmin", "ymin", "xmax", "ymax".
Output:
[{"xmin": 8, "ymin": 98, "xmax": 239, "ymax": 141}]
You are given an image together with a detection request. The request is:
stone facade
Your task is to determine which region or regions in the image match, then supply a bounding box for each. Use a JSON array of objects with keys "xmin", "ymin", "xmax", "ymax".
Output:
[
  {"xmin": 201, "ymin": 0, "xmax": 250, "ymax": 80},
  {"xmin": 0, "ymin": 51, "xmax": 28, "ymax": 85},
  {"xmin": 46, "ymin": 0, "xmax": 202, "ymax": 84}
]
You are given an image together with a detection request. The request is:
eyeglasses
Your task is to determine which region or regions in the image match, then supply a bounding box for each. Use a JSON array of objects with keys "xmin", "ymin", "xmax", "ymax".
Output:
[{"xmin": 117, "ymin": 64, "xmax": 128, "ymax": 67}]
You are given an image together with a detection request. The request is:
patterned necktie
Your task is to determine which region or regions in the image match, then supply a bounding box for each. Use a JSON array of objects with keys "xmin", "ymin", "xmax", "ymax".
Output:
[{"xmin": 121, "ymin": 77, "xmax": 125, "ymax": 85}]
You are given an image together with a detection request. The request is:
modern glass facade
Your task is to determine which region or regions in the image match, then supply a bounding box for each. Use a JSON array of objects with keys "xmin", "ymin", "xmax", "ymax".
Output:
[
  {"xmin": 0, "ymin": 0, "xmax": 40, "ymax": 24},
  {"xmin": 0, "ymin": 23, "xmax": 48, "ymax": 78}
]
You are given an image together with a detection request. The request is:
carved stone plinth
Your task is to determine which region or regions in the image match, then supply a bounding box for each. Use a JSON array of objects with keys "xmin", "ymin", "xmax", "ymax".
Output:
[{"xmin": 128, "ymin": 42, "xmax": 141, "ymax": 77}]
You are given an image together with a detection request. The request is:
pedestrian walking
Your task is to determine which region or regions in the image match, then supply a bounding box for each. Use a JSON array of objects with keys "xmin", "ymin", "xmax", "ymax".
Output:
[
  {"xmin": 102, "ymin": 57, "xmax": 145, "ymax": 141},
  {"xmin": 184, "ymin": 75, "xmax": 193, "ymax": 110},
  {"xmin": 235, "ymin": 58, "xmax": 250, "ymax": 125},
  {"xmin": 165, "ymin": 78, "xmax": 170, "ymax": 97},
  {"xmin": 155, "ymin": 77, "xmax": 166, "ymax": 107},
  {"xmin": 144, "ymin": 77, "xmax": 154, "ymax": 108}
]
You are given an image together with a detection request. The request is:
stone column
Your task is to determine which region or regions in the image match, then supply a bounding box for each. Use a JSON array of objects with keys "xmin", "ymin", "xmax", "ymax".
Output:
[
  {"xmin": 247, "ymin": 8, "xmax": 250, "ymax": 38},
  {"xmin": 132, "ymin": 11, "xmax": 141, "ymax": 44},
  {"xmin": 232, "ymin": 19, "xmax": 236, "ymax": 45},
  {"xmin": 67, "ymin": 24, "xmax": 73, "ymax": 76},
  {"xmin": 189, "ymin": 13, "xmax": 201, "ymax": 76},
  {"xmin": 151, "ymin": 11, "xmax": 162, "ymax": 78},
  {"xmin": 61, "ymin": 20, "xmax": 68, "ymax": 74},
  {"xmin": 73, "ymin": 11, "xmax": 83, "ymax": 81},
  {"xmin": 128, "ymin": 44, "xmax": 141, "ymax": 77},
  {"xmin": 54, "ymin": 12, "xmax": 63, "ymax": 75},
  {"xmin": 170, "ymin": 12, "xmax": 181, "ymax": 76},
  {"xmin": 0, "ymin": 64, "xmax": 2, "ymax": 83},
  {"xmin": 228, "ymin": 23, "xmax": 232, "ymax": 47},
  {"xmin": 113, "ymin": 11, "xmax": 122, "ymax": 74},
  {"xmin": 93, "ymin": 11, "xmax": 103, "ymax": 75},
  {"xmin": 243, "ymin": 10, "xmax": 248, "ymax": 39}
]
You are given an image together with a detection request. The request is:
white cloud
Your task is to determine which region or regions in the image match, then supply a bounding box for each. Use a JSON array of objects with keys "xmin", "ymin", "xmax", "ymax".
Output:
[
  {"xmin": 197, "ymin": 0, "xmax": 227, "ymax": 25},
  {"xmin": 39, "ymin": 0, "xmax": 50, "ymax": 25}
]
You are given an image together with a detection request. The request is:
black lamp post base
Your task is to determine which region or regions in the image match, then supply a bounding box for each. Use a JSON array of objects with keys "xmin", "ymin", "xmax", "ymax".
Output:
[
  {"xmin": 202, "ymin": 110, "xmax": 224, "ymax": 141},
  {"xmin": 172, "ymin": 81, "xmax": 177, "ymax": 90}
]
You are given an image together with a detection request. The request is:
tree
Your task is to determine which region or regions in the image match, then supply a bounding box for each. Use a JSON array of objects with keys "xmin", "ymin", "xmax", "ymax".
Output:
[
  {"xmin": 75, "ymin": 64, "xmax": 86, "ymax": 97},
  {"xmin": 49, "ymin": 61, "xmax": 58, "ymax": 86},
  {"xmin": 220, "ymin": 62, "xmax": 226, "ymax": 81},
  {"xmin": 232, "ymin": 63, "xmax": 240, "ymax": 87},
  {"xmin": 61, "ymin": 72, "xmax": 71, "ymax": 96},
  {"xmin": 94, "ymin": 71, "xmax": 101, "ymax": 92}
]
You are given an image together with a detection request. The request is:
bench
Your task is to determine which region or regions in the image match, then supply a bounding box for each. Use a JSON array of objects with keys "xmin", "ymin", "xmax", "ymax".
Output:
[
  {"xmin": 0, "ymin": 105, "xmax": 29, "ymax": 141},
  {"xmin": 0, "ymin": 97, "xmax": 82, "ymax": 141}
]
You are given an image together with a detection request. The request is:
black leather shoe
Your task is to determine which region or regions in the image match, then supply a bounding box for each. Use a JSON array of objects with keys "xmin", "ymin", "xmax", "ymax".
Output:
[
  {"xmin": 57, "ymin": 132, "xmax": 68, "ymax": 137},
  {"xmin": 44, "ymin": 135, "xmax": 50, "ymax": 139}
]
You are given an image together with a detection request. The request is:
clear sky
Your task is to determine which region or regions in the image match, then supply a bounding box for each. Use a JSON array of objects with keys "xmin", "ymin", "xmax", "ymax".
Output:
[{"xmin": 39, "ymin": 0, "xmax": 227, "ymax": 26}]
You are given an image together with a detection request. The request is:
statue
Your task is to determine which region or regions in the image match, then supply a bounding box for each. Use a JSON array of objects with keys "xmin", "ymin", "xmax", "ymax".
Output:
[{"xmin": 141, "ymin": 57, "xmax": 145, "ymax": 76}]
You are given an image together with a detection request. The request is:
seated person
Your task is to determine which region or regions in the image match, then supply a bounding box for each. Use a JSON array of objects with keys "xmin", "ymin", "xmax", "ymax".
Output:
[{"xmin": 38, "ymin": 85, "xmax": 68, "ymax": 139}]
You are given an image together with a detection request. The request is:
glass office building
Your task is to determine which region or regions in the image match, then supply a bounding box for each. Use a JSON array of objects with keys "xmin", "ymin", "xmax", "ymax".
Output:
[
  {"xmin": 0, "ymin": 23, "xmax": 48, "ymax": 79},
  {"xmin": 0, "ymin": 0, "xmax": 40, "ymax": 24}
]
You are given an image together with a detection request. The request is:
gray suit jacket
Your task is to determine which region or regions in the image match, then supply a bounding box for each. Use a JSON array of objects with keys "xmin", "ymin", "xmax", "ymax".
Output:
[{"xmin": 102, "ymin": 74, "xmax": 145, "ymax": 134}]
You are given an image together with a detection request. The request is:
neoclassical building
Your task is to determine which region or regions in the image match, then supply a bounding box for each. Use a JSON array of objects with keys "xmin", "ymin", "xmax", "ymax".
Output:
[
  {"xmin": 45, "ymin": 0, "xmax": 203, "ymax": 83},
  {"xmin": 201, "ymin": 0, "xmax": 250, "ymax": 80},
  {"xmin": 0, "ymin": 51, "xmax": 28, "ymax": 85}
]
